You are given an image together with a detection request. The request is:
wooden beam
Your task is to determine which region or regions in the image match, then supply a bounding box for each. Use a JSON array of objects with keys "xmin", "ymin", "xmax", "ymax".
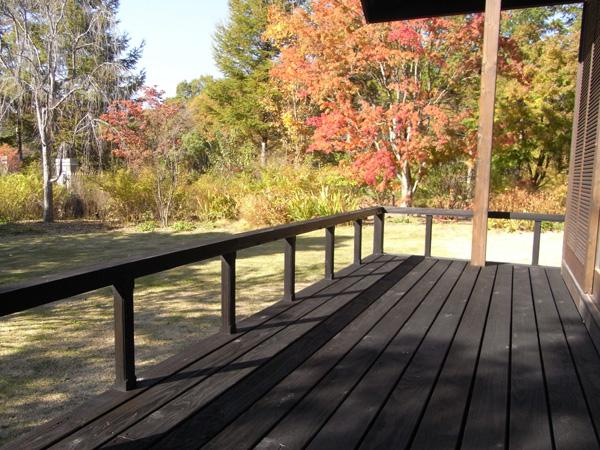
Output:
[{"xmin": 471, "ymin": 0, "xmax": 502, "ymax": 267}]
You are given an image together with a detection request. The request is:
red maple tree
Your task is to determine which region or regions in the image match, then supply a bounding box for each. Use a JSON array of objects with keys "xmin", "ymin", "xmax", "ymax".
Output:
[
  {"xmin": 267, "ymin": 0, "xmax": 520, "ymax": 205},
  {"xmin": 100, "ymin": 87, "xmax": 188, "ymax": 226}
]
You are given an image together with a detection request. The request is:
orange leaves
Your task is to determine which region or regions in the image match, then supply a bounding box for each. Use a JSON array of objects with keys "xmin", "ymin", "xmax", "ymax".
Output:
[
  {"xmin": 0, "ymin": 144, "xmax": 21, "ymax": 173},
  {"xmin": 268, "ymin": 0, "xmax": 523, "ymax": 196},
  {"xmin": 100, "ymin": 87, "xmax": 184, "ymax": 168}
]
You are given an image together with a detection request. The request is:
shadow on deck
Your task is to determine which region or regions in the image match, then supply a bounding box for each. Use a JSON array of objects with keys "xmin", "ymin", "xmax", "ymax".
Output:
[{"xmin": 4, "ymin": 253, "xmax": 600, "ymax": 449}]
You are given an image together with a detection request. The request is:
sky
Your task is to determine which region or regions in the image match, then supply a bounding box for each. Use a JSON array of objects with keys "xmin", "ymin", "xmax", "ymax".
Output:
[{"xmin": 118, "ymin": 0, "xmax": 229, "ymax": 97}]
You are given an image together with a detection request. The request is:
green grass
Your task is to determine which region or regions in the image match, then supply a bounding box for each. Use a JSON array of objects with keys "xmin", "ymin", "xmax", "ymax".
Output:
[{"xmin": 0, "ymin": 218, "xmax": 563, "ymax": 445}]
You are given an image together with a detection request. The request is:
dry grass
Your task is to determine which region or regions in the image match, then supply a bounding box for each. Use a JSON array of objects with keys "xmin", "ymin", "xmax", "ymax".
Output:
[{"xmin": 0, "ymin": 218, "xmax": 563, "ymax": 445}]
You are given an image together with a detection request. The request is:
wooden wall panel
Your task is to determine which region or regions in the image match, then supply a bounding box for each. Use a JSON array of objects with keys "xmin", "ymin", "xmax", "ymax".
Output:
[{"xmin": 564, "ymin": 0, "xmax": 600, "ymax": 293}]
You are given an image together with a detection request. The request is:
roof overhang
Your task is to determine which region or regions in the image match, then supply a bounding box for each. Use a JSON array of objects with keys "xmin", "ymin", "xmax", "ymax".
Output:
[{"xmin": 360, "ymin": 0, "xmax": 582, "ymax": 23}]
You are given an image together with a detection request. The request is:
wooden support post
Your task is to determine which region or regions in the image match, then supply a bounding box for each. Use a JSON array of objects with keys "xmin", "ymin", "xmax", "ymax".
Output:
[
  {"xmin": 113, "ymin": 278, "xmax": 136, "ymax": 391},
  {"xmin": 532, "ymin": 220, "xmax": 542, "ymax": 266},
  {"xmin": 425, "ymin": 215, "xmax": 433, "ymax": 257},
  {"xmin": 325, "ymin": 226, "xmax": 335, "ymax": 280},
  {"xmin": 374, "ymin": 212, "xmax": 384, "ymax": 255},
  {"xmin": 471, "ymin": 0, "xmax": 502, "ymax": 267},
  {"xmin": 283, "ymin": 236, "xmax": 296, "ymax": 302},
  {"xmin": 221, "ymin": 252, "xmax": 237, "ymax": 334},
  {"xmin": 354, "ymin": 219, "xmax": 362, "ymax": 265}
]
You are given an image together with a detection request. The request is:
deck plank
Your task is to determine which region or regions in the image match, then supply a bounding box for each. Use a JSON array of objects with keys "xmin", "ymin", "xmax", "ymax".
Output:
[
  {"xmin": 530, "ymin": 266, "xmax": 598, "ymax": 449},
  {"xmin": 304, "ymin": 262, "xmax": 477, "ymax": 450},
  {"xmin": 51, "ymin": 256, "xmax": 398, "ymax": 450},
  {"xmin": 157, "ymin": 256, "xmax": 432, "ymax": 449},
  {"xmin": 5, "ymin": 257, "xmax": 600, "ymax": 450},
  {"xmin": 358, "ymin": 265, "xmax": 494, "ymax": 450},
  {"xmin": 255, "ymin": 259, "xmax": 465, "ymax": 450},
  {"xmin": 4, "ymin": 254, "xmax": 383, "ymax": 450},
  {"xmin": 99, "ymin": 258, "xmax": 408, "ymax": 448},
  {"xmin": 410, "ymin": 265, "xmax": 498, "ymax": 449},
  {"xmin": 547, "ymin": 268, "xmax": 600, "ymax": 443},
  {"xmin": 461, "ymin": 263, "xmax": 512, "ymax": 450},
  {"xmin": 509, "ymin": 265, "xmax": 552, "ymax": 449}
]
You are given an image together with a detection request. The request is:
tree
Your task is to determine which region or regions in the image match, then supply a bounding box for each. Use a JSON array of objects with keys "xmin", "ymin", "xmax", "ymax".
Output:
[
  {"xmin": 0, "ymin": 0, "xmax": 143, "ymax": 221},
  {"xmin": 269, "ymin": 1, "xmax": 500, "ymax": 205},
  {"xmin": 207, "ymin": 0, "xmax": 283, "ymax": 166},
  {"xmin": 493, "ymin": 6, "xmax": 580, "ymax": 190},
  {"xmin": 101, "ymin": 87, "xmax": 190, "ymax": 226}
]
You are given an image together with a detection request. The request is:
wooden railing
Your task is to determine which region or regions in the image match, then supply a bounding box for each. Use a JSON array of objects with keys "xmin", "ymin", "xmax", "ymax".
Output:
[
  {"xmin": 0, "ymin": 207, "xmax": 384, "ymax": 390},
  {"xmin": 385, "ymin": 207, "xmax": 565, "ymax": 266},
  {"xmin": 0, "ymin": 206, "xmax": 563, "ymax": 390}
]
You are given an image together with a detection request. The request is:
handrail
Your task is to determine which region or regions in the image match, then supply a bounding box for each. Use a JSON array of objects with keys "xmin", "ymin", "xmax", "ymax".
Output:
[
  {"xmin": 0, "ymin": 207, "xmax": 383, "ymax": 316},
  {"xmin": 383, "ymin": 206, "xmax": 565, "ymax": 266},
  {"xmin": 383, "ymin": 206, "xmax": 565, "ymax": 222},
  {"xmin": 0, "ymin": 206, "xmax": 384, "ymax": 390},
  {"xmin": 0, "ymin": 205, "xmax": 564, "ymax": 390}
]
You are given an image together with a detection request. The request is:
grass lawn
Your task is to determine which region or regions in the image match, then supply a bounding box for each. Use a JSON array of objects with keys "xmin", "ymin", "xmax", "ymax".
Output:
[{"xmin": 0, "ymin": 218, "xmax": 563, "ymax": 445}]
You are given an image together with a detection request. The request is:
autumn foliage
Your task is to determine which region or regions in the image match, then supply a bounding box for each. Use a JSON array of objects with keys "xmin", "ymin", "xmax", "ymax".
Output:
[
  {"xmin": 100, "ymin": 87, "xmax": 189, "ymax": 226},
  {"xmin": 0, "ymin": 144, "xmax": 21, "ymax": 173},
  {"xmin": 100, "ymin": 87, "xmax": 184, "ymax": 167},
  {"xmin": 267, "ymin": 0, "xmax": 520, "ymax": 205}
]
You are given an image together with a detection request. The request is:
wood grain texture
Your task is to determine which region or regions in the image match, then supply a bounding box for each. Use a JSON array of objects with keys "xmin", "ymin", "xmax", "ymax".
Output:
[{"xmin": 471, "ymin": 0, "xmax": 502, "ymax": 266}]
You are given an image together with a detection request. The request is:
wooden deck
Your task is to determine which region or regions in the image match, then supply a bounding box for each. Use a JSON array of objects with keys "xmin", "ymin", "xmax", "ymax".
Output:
[{"xmin": 5, "ymin": 253, "xmax": 600, "ymax": 450}]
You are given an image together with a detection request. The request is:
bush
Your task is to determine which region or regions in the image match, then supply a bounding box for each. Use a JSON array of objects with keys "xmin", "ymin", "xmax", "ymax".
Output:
[
  {"xmin": 489, "ymin": 185, "xmax": 567, "ymax": 231},
  {"xmin": 414, "ymin": 161, "xmax": 473, "ymax": 209},
  {"xmin": 95, "ymin": 169, "xmax": 156, "ymax": 223},
  {"xmin": 67, "ymin": 173, "xmax": 111, "ymax": 220},
  {"xmin": 239, "ymin": 165, "xmax": 362, "ymax": 226},
  {"xmin": 171, "ymin": 221, "xmax": 196, "ymax": 232},
  {"xmin": 0, "ymin": 169, "xmax": 42, "ymax": 221},
  {"xmin": 186, "ymin": 174, "xmax": 239, "ymax": 222}
]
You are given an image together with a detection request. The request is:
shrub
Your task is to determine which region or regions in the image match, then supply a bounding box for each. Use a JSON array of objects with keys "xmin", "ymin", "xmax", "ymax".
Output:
[
  {"xmin": 414, "ymin": 161, "xmax": 473, "ymax": 209},
  {"xmin": 0, "ymin": 170, "xmax": 41, "ymax": 221},
  {"xmin": 136, "ymin": 220, "xmax": 158, "ymax": 232},
  {"xmin": 68, "ymin": 173, "xmax": 112, "ymax": 220},
  {"xmin": 95, "ymin": 169, "xmax": 155, "ymax": 223},
  {"xmin": 186, "ymin": 174, "xmax": 239, "ymax": 222},
  {"xmin": 239, "ymin": 165, "xmax": 362, "ymax": 226},
  {"xmin": 171, "ymin": 221, "xmax": 196, "ymax": 232},
  {"xmin": 489, "ymin": 185, "xmax": 567, "ymax": 231}
]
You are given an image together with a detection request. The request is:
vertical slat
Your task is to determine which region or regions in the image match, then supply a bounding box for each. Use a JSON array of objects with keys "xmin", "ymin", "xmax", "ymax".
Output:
[
  {"xmin": 354, "ymin": 219, "xmax": 362, "ymax": 265},
  {"xmin": 113, "ymin": 278, "xmax": 136, "ymax": 391},
  {"xmin": 284, "ymin": 236, "xmax": 296, "ymax": 302},
  {"xmin": 425, "ymin": 215, "xmax": 433, "ymax": 257},
  {"xmin": 532, "ymin": 220, "xmax": 542, "ymax": 266},
  {"xmin": 325, "ymin": 226, "xmax": 335, "ymax": 280},
  {"xmin": 373, "ymin": 212, "xmax": 384, "ymax": 255},
  {"xmin": 471, "ymin": 0, "xmax": 502, "ymax": 267},
  {"xmin": 221, "ymin": 252, "xmax": 237, "ymax": 334}
]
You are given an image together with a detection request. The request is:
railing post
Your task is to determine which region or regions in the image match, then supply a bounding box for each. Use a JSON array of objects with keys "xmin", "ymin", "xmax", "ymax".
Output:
[
  {"xmin": 373, "ymin": 212, "xmax": 384, "ymax": 255},
  {"xmin": 532, "ymin": 220, "xmax": 542, "ymax": 266},
  {"xmin": 113, "ymin": 277, "xmax": 136, "ymax": 391},
  {"xmin": 284, "ymin": 236, "xmax": 296, "ymax": 302},
  {"xmin": 325, "ymin": 226, "xmax": 335, "ymax": 280},
  {"xmin": 354, "ymin": 219, "xmax": 362, "ymax": 265},
  {"xmin": 221, "ymin": 252, "xmax": 237, "ymax": 334},
  {"xmin": 425, "ymin": 215, "xmax": 433, "ymax": 257}
]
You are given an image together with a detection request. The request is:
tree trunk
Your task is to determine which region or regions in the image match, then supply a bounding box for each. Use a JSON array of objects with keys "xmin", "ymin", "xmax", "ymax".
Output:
[
  {"xmin": 399, "ymin": 161, "xmax": 414, "ymax": 207},
  {"xmin": 42, "ymin": 142, "xmax": 54, "ymax": 222},
  {"xmin": 260, "ymin": 139, "xmax": 267, "ymax": 167},
  {"xmin": 16, "ymin": 113, "xmax": 23, "ymax": 161}
]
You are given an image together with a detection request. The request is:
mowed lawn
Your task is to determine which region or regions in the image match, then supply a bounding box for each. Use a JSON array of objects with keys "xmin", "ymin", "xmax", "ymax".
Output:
[{"xmin": 0, "ymin": 219, "xmax": 563, "ymax": 445}]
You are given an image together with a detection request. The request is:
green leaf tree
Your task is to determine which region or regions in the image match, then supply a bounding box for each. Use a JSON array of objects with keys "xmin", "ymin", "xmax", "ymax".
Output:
[
  {"xmin": 0, "ymin": 0, "xmax": 143, "ymax": 221},
  {"xmin": 494, "ymin": 6, "xmax": 580, "ymax": 190}
]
